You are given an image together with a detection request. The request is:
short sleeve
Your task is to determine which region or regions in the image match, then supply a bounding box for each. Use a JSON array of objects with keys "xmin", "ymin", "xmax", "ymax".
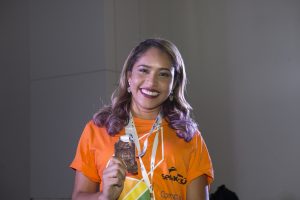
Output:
[
  {"xmin": 187, "ymin": 131, "xmax": 214, "ymax": 185},
  {"xmin": 70, "ymin": 122, "xmax": 101, "ymax": 183}
]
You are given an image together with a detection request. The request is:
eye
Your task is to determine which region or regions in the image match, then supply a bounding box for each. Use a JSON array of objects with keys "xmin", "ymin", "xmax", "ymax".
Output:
[
  {"xmin": 138, "ymin": 67, "xmax": 149, "ymax": 74},
  {"xmin": 160, "ymin": 71, "xmax": 171, "ymax": 77}
]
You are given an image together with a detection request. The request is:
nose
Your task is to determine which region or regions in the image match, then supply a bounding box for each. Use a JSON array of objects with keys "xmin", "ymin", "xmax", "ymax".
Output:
[{"xmin": 146, "ymin": 72, "xmax": 158, "ymax": 87}]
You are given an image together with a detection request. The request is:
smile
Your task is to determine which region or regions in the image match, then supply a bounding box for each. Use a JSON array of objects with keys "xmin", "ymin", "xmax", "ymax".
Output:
[{"xmin": 140, "ymin": 88, "xmax": 160, "ymax": 97}]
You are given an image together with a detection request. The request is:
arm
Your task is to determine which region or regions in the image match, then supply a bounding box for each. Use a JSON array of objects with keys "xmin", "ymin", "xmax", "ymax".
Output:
[
  {"xmin": 72, "ymin": 157, "xmax": 127, "ymax": 200},
  {"xmin": 72, "ymin": 171, "xmax": 100, "ymax": 200},
  {"xmin": 186, "ymin": 175, "xmax": 209, "ymax": 200}
]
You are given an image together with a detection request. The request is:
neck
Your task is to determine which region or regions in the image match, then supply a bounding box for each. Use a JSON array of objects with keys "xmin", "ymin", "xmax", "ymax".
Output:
[{"xmin": 130, "ymin": 105, "xmax": 160, "ymax": 120}]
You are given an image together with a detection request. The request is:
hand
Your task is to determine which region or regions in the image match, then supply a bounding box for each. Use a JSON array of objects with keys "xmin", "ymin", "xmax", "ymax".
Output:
[{"xmin": 101, "ymin": 157, "xmax": 127, "ymax": 200}]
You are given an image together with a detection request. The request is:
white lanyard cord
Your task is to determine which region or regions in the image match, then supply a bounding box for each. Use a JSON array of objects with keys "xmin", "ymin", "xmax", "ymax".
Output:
[
  {"xmin": 121, "ymin": 128, "xmax": 164, "ymax": 200},
  {"xmin": 127, "ymin": 112, "xmax": 161, "ymax": 157},
  {"xmin": 125, "ymin": 112, "xmax": 162, "ymax": 199}
]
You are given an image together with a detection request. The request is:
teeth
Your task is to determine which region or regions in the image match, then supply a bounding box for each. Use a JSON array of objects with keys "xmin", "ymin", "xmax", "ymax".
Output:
[{"xmin": 141, "ymin": 89, "xmax": 159, "ymax": 96}]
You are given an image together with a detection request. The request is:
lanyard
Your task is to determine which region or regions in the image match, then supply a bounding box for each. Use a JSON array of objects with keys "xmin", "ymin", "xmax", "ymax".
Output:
[{"xmin": 125, "ymin": 112, "xmax": 162, "ymax": 200}]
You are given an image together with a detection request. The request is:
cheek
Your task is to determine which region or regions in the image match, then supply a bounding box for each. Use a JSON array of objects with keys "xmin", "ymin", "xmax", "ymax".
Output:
[
  {"xmin": 130, "ymin": 75, "xmax": 141, "ymax": 89},
  {"xmin": 130, "ymin": 74, "xmax": 139, "ymax": 84},
  {"xmin": 160, "ymin": 81, "xmax": 173, "ymax": 94}
]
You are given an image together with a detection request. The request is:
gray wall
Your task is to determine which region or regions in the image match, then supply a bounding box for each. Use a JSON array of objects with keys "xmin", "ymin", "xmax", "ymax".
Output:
[
  {"xmin": 1, "ymin": 0, "xmax": 299, "ymax": 200},
  {"xmin": 105, "ymin": 2, "xmax": 300, "ymax": 199},
  {"xmin": 0, "ymin": 0, "xmax": 30, "ymax": 199},
  {"xmin": 180, "ymin": 1, "xmax": 300, "ymax": 199},
  {"xmin": 30, "ymin": 1, "xmax": 107, "ymax": 199}
]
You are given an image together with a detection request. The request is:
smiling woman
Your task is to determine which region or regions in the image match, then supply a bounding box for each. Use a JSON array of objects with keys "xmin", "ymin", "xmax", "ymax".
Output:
[
  {"xmin": 127, "ymin": 47, "xmax": 175, "ymax": 120},
  {"xmin": 70, "ymin": 38, "xmax": 214, "ymax": 200}
]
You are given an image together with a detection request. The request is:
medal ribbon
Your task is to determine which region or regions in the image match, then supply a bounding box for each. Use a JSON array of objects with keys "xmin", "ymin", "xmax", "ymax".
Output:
[{"xmin": 125, "ymin": 112, "xmax": 162, "ymax": 200}]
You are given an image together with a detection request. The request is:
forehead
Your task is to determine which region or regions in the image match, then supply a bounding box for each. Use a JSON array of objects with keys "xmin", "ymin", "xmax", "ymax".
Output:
[{"xmin": 134, "ymin": 47, "xmax": 173, "ymax": 69}]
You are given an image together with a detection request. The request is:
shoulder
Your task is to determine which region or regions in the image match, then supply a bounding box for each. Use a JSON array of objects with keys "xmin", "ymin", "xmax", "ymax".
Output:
[
  {"xmin": 80, "ymin": 120, "xmax": 110, "ymax": 142},
  {"xmin": 83, "ymin": 120, "xmax": 103, "ymax": 134},
  {"xmin": 188, "ymin": 129, "xmax": 208, "ymax": 151},
  {"xmin": 188, "ymin": 130, "xmax": 206, "ymax": 152},
  {"xmin": 82, "ymin": 120, "xmax": 125, "ymax": 143}
]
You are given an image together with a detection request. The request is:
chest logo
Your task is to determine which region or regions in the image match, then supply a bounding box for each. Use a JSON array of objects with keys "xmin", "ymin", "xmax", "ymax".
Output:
[{"xmin": 161, "ymin": 167, "xmax": 187, "ymax": 185}]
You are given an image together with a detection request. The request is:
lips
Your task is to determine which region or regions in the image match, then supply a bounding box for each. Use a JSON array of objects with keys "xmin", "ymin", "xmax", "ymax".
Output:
[{"xmin": 140, "ymin": 88, "xmax": 160, "ymax": 97}]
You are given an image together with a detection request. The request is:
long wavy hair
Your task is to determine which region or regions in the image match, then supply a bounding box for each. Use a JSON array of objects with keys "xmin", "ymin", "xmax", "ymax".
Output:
[{"xmin": 93, "ymin": 38, "xmax": 197, "ymax": 142}]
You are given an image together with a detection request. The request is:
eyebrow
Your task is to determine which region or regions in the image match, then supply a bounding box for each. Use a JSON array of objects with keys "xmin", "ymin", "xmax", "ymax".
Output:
[{"xmin": 137, "ymin": 64, "xmax": 173, "ymax": 71}]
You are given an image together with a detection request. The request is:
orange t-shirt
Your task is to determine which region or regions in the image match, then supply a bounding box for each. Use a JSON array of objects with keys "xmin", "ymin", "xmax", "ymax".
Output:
[{"xmin": 70, "ymin": 117, "xmax": 214, "ymax": 199}]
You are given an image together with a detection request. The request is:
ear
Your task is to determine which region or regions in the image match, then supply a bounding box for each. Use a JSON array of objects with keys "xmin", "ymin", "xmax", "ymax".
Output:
[{"xmin": 127, "ymin": 71, "xmax": 132, "ymax": 84}]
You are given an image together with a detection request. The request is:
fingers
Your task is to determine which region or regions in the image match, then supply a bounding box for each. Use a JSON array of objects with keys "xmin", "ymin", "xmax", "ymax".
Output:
[
  {"xmin": 103, "ymin": 157, "xmax": 127, "ymax": 186},
  {"xmin": 107, "ymin": 157, "xmax": 127, "ymax": 176},
  {"xmin": 108, "ymin": 156, "xmax": 127, "ymax": 169},
  {"xmin": 101, "ymin": 157, "xmax": 128, "ymax": 199}
]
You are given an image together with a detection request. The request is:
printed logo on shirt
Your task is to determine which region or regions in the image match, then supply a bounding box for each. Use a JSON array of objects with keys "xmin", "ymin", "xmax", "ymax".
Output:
[
  {"xmin": 160, "ymin": 190, "xmax": 182, "ymax": 200},
  {"xmin": 161, "ymin": 167, "xmax": 187, "ymax": 185}
]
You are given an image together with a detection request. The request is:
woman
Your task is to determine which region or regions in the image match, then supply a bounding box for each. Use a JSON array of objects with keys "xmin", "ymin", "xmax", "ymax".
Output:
[{"xmin": 70, "ymin": 38, "xmax": 214, "ymax": 200}]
